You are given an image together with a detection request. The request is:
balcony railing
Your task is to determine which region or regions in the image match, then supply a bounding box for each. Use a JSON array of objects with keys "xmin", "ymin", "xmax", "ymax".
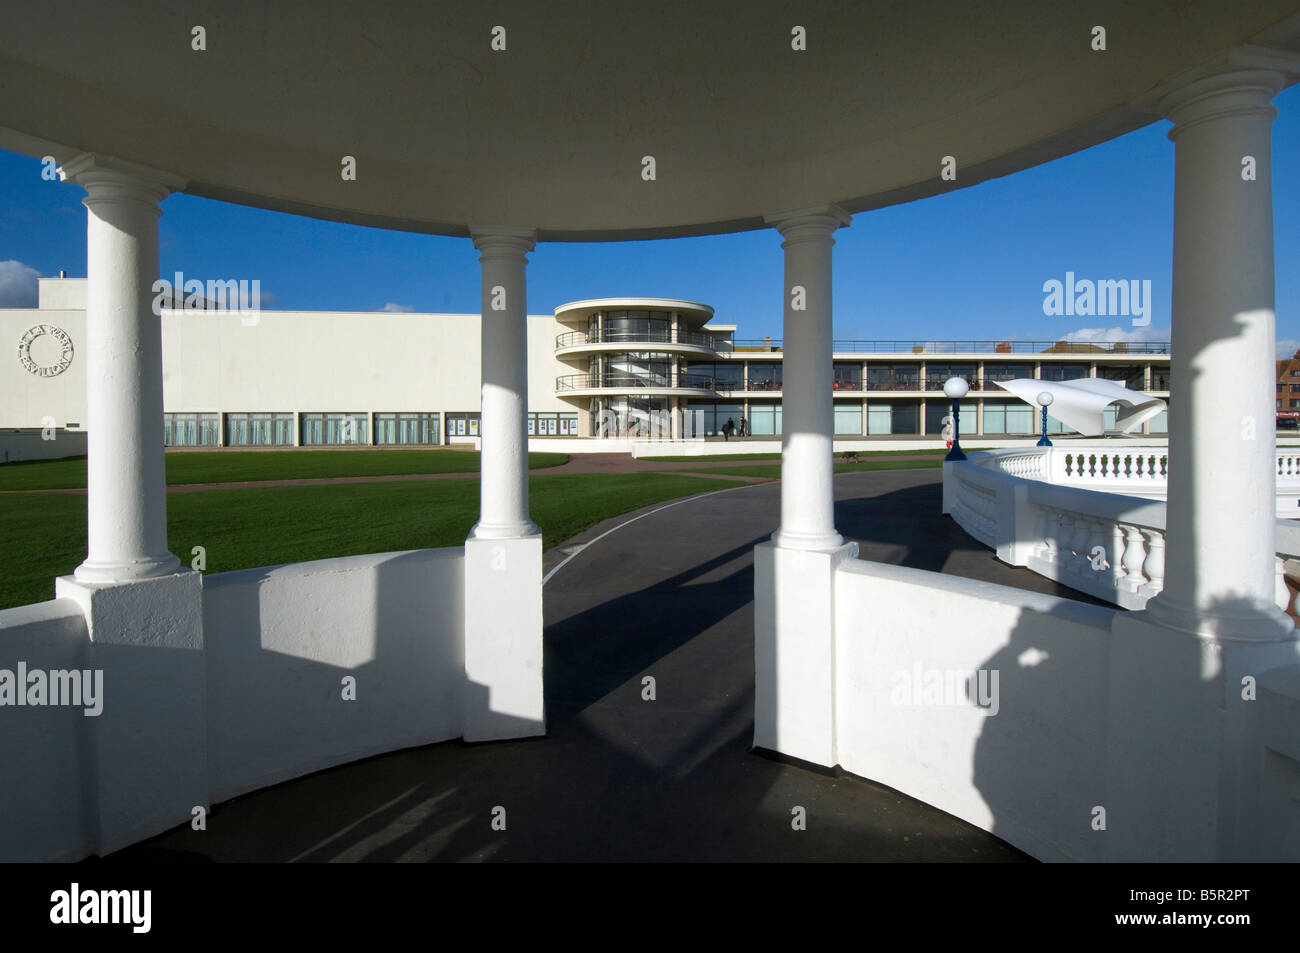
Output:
[
  {"xmin": 733, "ymin": 339, "xmax": 1172, "ymax": 355},
  {"xmin": 556, "ymin": 372, "xmax": 723, "ymax": 392},
  {"xmin": 557, "ymin": 374, "xmax": 1169, "ymax": 395},
  {"xmin": 556, "ymin": 329, "xmax": 720, "ymax": 349}
]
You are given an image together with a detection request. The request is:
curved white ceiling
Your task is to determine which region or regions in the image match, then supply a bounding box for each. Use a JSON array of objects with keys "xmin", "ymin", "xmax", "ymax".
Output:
[{"xmin": 1, "ymin": 2, "xmax": 1298, "ymax": 239}]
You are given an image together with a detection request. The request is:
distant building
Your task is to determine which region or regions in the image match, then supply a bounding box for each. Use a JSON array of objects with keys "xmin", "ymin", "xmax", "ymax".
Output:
[
  {"xmin": 1278, "ymin": 348, "xmax": 1300, "ymax": 416},
  {"xmin": 1, "ymin": 280, "xmax": 1174, "ymax": 449}
]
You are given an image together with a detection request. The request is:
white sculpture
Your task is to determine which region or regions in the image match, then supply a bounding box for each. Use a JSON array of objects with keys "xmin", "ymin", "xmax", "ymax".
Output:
[{"xmin": 994, "ymin": 378, "xmax": 1165, "ymax": 436}]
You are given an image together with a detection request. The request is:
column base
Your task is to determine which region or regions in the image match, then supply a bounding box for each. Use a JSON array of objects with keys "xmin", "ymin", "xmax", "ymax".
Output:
[
  {"xmin": 1144, "ymin": 591, "xmax": 1295, "ymax": 643},
  {"xmin": 463, "ymin": 534, "xmax": 545, "ymax": 742},
  {"xmin": 73, "ymin": 552, "xmax": 182, "ymax": 585},
  {"xmin": 468, "ymin": 520, "xmax": 542, "ymax": 541},
  {"xmin": 770, "ymin": 528, "xmax": 845, "ymax": 552},
  {"xmin": 53, "ymin": 570, "xmax": 206, "ymax": 856},
  {"xmin": 753, "ymin": 539, "xmax": 859, "ymax": 767}
]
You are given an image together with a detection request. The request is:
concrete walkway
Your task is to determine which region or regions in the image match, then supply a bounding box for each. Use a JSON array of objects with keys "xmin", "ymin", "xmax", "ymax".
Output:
[{"xmin": 113, "ymin": 468, "xmax": 1085, "ymax": 862}]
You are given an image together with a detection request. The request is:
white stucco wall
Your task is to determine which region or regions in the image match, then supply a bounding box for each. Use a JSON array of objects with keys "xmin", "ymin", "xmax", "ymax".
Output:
[
  {"xmin": 203, "ymin": 548, "xmax": 466, "ymax": 803},
  {"xmin": 0, "ymin": 291, "xmax": 573, "ymax": 429},
  {"xmin": 0, "ymin": 599, "xmax": 95, "ymax": 861},
  {"xmin": 833, "ymin": 559, "xmax": 1116, "ymax": 861}
]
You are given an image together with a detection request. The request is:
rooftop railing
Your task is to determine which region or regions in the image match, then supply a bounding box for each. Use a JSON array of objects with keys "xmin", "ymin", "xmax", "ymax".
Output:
[{"xmin": 733, "ymin": 339, "xmax": 1172, "ymax": 355}]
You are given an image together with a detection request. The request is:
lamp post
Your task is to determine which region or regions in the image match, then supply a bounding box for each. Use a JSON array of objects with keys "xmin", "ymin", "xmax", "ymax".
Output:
[
  {"xmin": 943, "ymin": 377, "xmax": 969, "ymax": 461},
  {"xmin": 1036, "ymin": 391, "xmax": 1054, "ymax": 447}
]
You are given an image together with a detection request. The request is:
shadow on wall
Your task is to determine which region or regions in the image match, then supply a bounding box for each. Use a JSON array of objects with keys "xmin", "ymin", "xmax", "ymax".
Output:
[
  {"xmin": 969, "ymin": 590, "xmax": 1300, "ymax": 862},
  {"xmin": 204, "ymin": 548, "xmax": 479, "ymax": 807}
]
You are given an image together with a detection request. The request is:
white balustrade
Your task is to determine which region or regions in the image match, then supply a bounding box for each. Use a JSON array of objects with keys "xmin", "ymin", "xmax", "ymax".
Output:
[{"xmin": 946, "ymin": 448, "xmax": 1300, "ymax": 616}]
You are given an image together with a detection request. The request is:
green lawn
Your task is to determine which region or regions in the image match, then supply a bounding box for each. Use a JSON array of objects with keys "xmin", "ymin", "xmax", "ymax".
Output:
[
  {"xmin": 640, "ymin": 448, "xmax": 986, "ymax": 463},
  {"xmin": 0, "ymin": 449, "xmax": 569, "ymax": 491},
  {"xmin": 695, "ymin": 458, "xmax": 946, "ymax": 479},
  {"xmin": 0, "ymin": 472, "xmax": 743, "ymax": 610}
]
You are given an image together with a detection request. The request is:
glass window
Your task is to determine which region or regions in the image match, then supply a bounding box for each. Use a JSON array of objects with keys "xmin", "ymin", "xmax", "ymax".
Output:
[
  {"xmin": 1040, "ymin": 363, "xmax": 1089, "ymax": 382},
  {"xmin": 747, "ymin": 402, "xmax": 782, "ymax": 436},
  {"xmin": 682, "ymin": 362, "xmax": 742, "ymax": 390},
  {"xmin": 606, "ymin": 351, "xmax": 674, "ymax": 388},
  {"xmin": 300, "ymin": 413, "xmax": 370, "ymax": 446},
  {"xmin": 224, "ymin": 412, "xmax": 295, "ymax": 446},
  {"xmin": 865, "ymin": 401, "xmax": 919, "ymax": 434},
  {"xmin": 924, "ymin": 363, "xmax": 976, "ymax": 391},
  {"xmin": 375, "ymin": 413, "xmax": 441, "ymax": 445},
  {"xmin": 982, "ymin": 401, "xmax": 1035, "ymax": 435},
  {"xmin": 982, "ymin": 363, "xmax": 1024, "ymax": 385},
  {"xmin": 746, "ymin": 363, "xmax": 782, "ymax": 391},
  {"xmin": 1150, "ymin": 367, "xmax": 1170, "ymax": 390},
  {"xmin": 1148, "ymin": 410, "xmax": 1168, "ymax": 433},
  {"xmin": 603, "ymin": 309, "xmax": 671, "ymax": 344},
  {"xmin": 446, "ymin": 413, "xmax": 481, "ymax": 438},
  {"xmin": 866, "ymin": 404, "xmax": 892, "ymax": 434},
  {"xmin": 832, "ymin": 362, "xmax": 863, "ymax": 391},
  {"xmin": 163, "ymin": 412, "xmax": 220, "ymax": 447},
  {"xmin": 865, "ymin": 363, "xmax": 920, "ymax": 391},
  {"xmin": 526, "ymin": 412, "xmax": 577, "ymax": 436},
  {"xmin": 1098, "ymin": 365, "xmax": 1146, "ymax": 389},
  {"xmin": 834, "ymin": 404, "xmax": 862, "ymax": 434},
  {"xmin": 925, "ymin": 402, "xmax": 975, "ymax": 435}
]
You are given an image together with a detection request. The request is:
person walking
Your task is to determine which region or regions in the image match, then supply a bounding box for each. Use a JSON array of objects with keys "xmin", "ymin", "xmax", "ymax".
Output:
[{"xmin": 722, "ymin": 418, "xmax": 735, "ymax": 441}]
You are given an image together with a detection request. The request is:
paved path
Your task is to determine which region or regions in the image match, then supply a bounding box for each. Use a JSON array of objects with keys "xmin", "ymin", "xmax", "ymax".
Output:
[
  {"xmin": 115, "ymin": 468, "xmax": 1075, "ymax": 862},
  {"xmin": 1, "ymin": 452, "xmax": 947, "ymax": 493}
]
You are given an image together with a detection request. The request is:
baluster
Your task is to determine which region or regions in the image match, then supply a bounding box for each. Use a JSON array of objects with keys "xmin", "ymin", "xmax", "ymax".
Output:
[
  {"xmin": 1038, "ymin": 506, "xmax": 1059, "ymax": 563},
  {"xmin": 1140, "ymin": 529, "xmax": 1165, "ymax": 593},
  {"xmin": 1070, "ymin": 516, "xmax": 1092, "ymax": 574},
  {"xmin": 1108, "ymin": 522, "xmax": 1126, "ymax": 587},
  {"xmin": 1121, "ymin": 525, "xmax": 1147, "ymax": 589},
  {"xmin": 1276, "ymin": 557, "xmax": 1291, "ymax": 613}
]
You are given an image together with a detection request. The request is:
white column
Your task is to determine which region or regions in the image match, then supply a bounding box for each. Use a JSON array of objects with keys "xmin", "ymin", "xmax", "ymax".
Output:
[
  {"xmin": 1145, "ymin": 70, "xmax": 1292, "ymax": 640},
  {"xmin": 765, "ymin": 206, "xmax": 850, "ymax": 551},
  {"xmin": 469, "ymin": 227, "xmax": 539, "ymax": 539},
  {"xmin": 61, "ymin": 155, "xmax": 182, "ymax": 584}
]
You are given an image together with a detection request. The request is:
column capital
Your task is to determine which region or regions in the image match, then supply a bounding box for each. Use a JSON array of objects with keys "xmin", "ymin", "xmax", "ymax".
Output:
[
  {"xmin": 764, "ymin": 205, "xmax": 851, "ymax": 238},
  {"xmin": 470, "ymin": 225, "xmax": 537, "ymax": 257},
  {"xmin": 1159, "ymin": 69, "xmax": 1286, "ymax": 138},
  {"xmin": 59, "ymin": 153, "xmax": 186, "ymax": 208}
]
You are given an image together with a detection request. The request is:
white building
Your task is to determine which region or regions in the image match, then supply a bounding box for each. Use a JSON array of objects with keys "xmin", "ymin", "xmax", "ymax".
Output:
[{"xmin": 1, "ymin": 279, "xmax": 1172, "ymax": 458}]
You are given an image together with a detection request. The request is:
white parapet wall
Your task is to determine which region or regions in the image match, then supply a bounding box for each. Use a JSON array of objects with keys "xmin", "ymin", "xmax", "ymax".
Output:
[
  {"xmin": 944, "ymin": 448, "xmax": 1300, "ymax": 612},
  {"xmin": 0, "ymin": 600, "xmax": 95, "ymax": 861},
  {"xmin": 0, "ymin": 543, "xmax": 543, "ymax": 861},
  {"xmin": 204, "ymin": 549, "xmax": 467, "ymax": 803},
  {"xmin": 833, "ymin": 559, "xmax": 1116, "ymax": 861},
  {"xmin": 749, "ymin": 550, "xmax": 1300, "ymax": 860}
]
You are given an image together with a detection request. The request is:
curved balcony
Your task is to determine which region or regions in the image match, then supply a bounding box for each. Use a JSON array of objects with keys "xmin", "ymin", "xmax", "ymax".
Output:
[
  {"xmin": 555, "ymin": 328, "xmax": 721, "ymax": 358},
  {"xmin": 555, "ymin": 372, "xmax": 720, "ymax": 397}
]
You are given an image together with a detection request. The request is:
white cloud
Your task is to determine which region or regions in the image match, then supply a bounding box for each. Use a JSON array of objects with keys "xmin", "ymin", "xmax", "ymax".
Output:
[
  {"xmin": 1060, "ymin": 325, "xmax": 1169, "ymax": 344},
  {"xmin": 1277, "ymin": 339, "xmax": 1300, "ymax": 360},
  {"xmin": 0, "ymin": 260, "xmax": 40, "ymax": 308},
  {"xmin": 380, "ymin": 302, "xmax": 414, "ymax": 313}
]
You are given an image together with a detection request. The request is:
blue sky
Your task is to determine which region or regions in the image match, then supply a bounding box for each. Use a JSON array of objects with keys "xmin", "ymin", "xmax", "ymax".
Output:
[{"xmin": 2, "ymin": 84, "xmax": 1297, "ymax": 353}]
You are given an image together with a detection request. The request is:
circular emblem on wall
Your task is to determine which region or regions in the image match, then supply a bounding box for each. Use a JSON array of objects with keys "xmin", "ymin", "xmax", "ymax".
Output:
[{"xmin": 17, "ymin": 324, "xmax": 74, "ymax": 378}]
